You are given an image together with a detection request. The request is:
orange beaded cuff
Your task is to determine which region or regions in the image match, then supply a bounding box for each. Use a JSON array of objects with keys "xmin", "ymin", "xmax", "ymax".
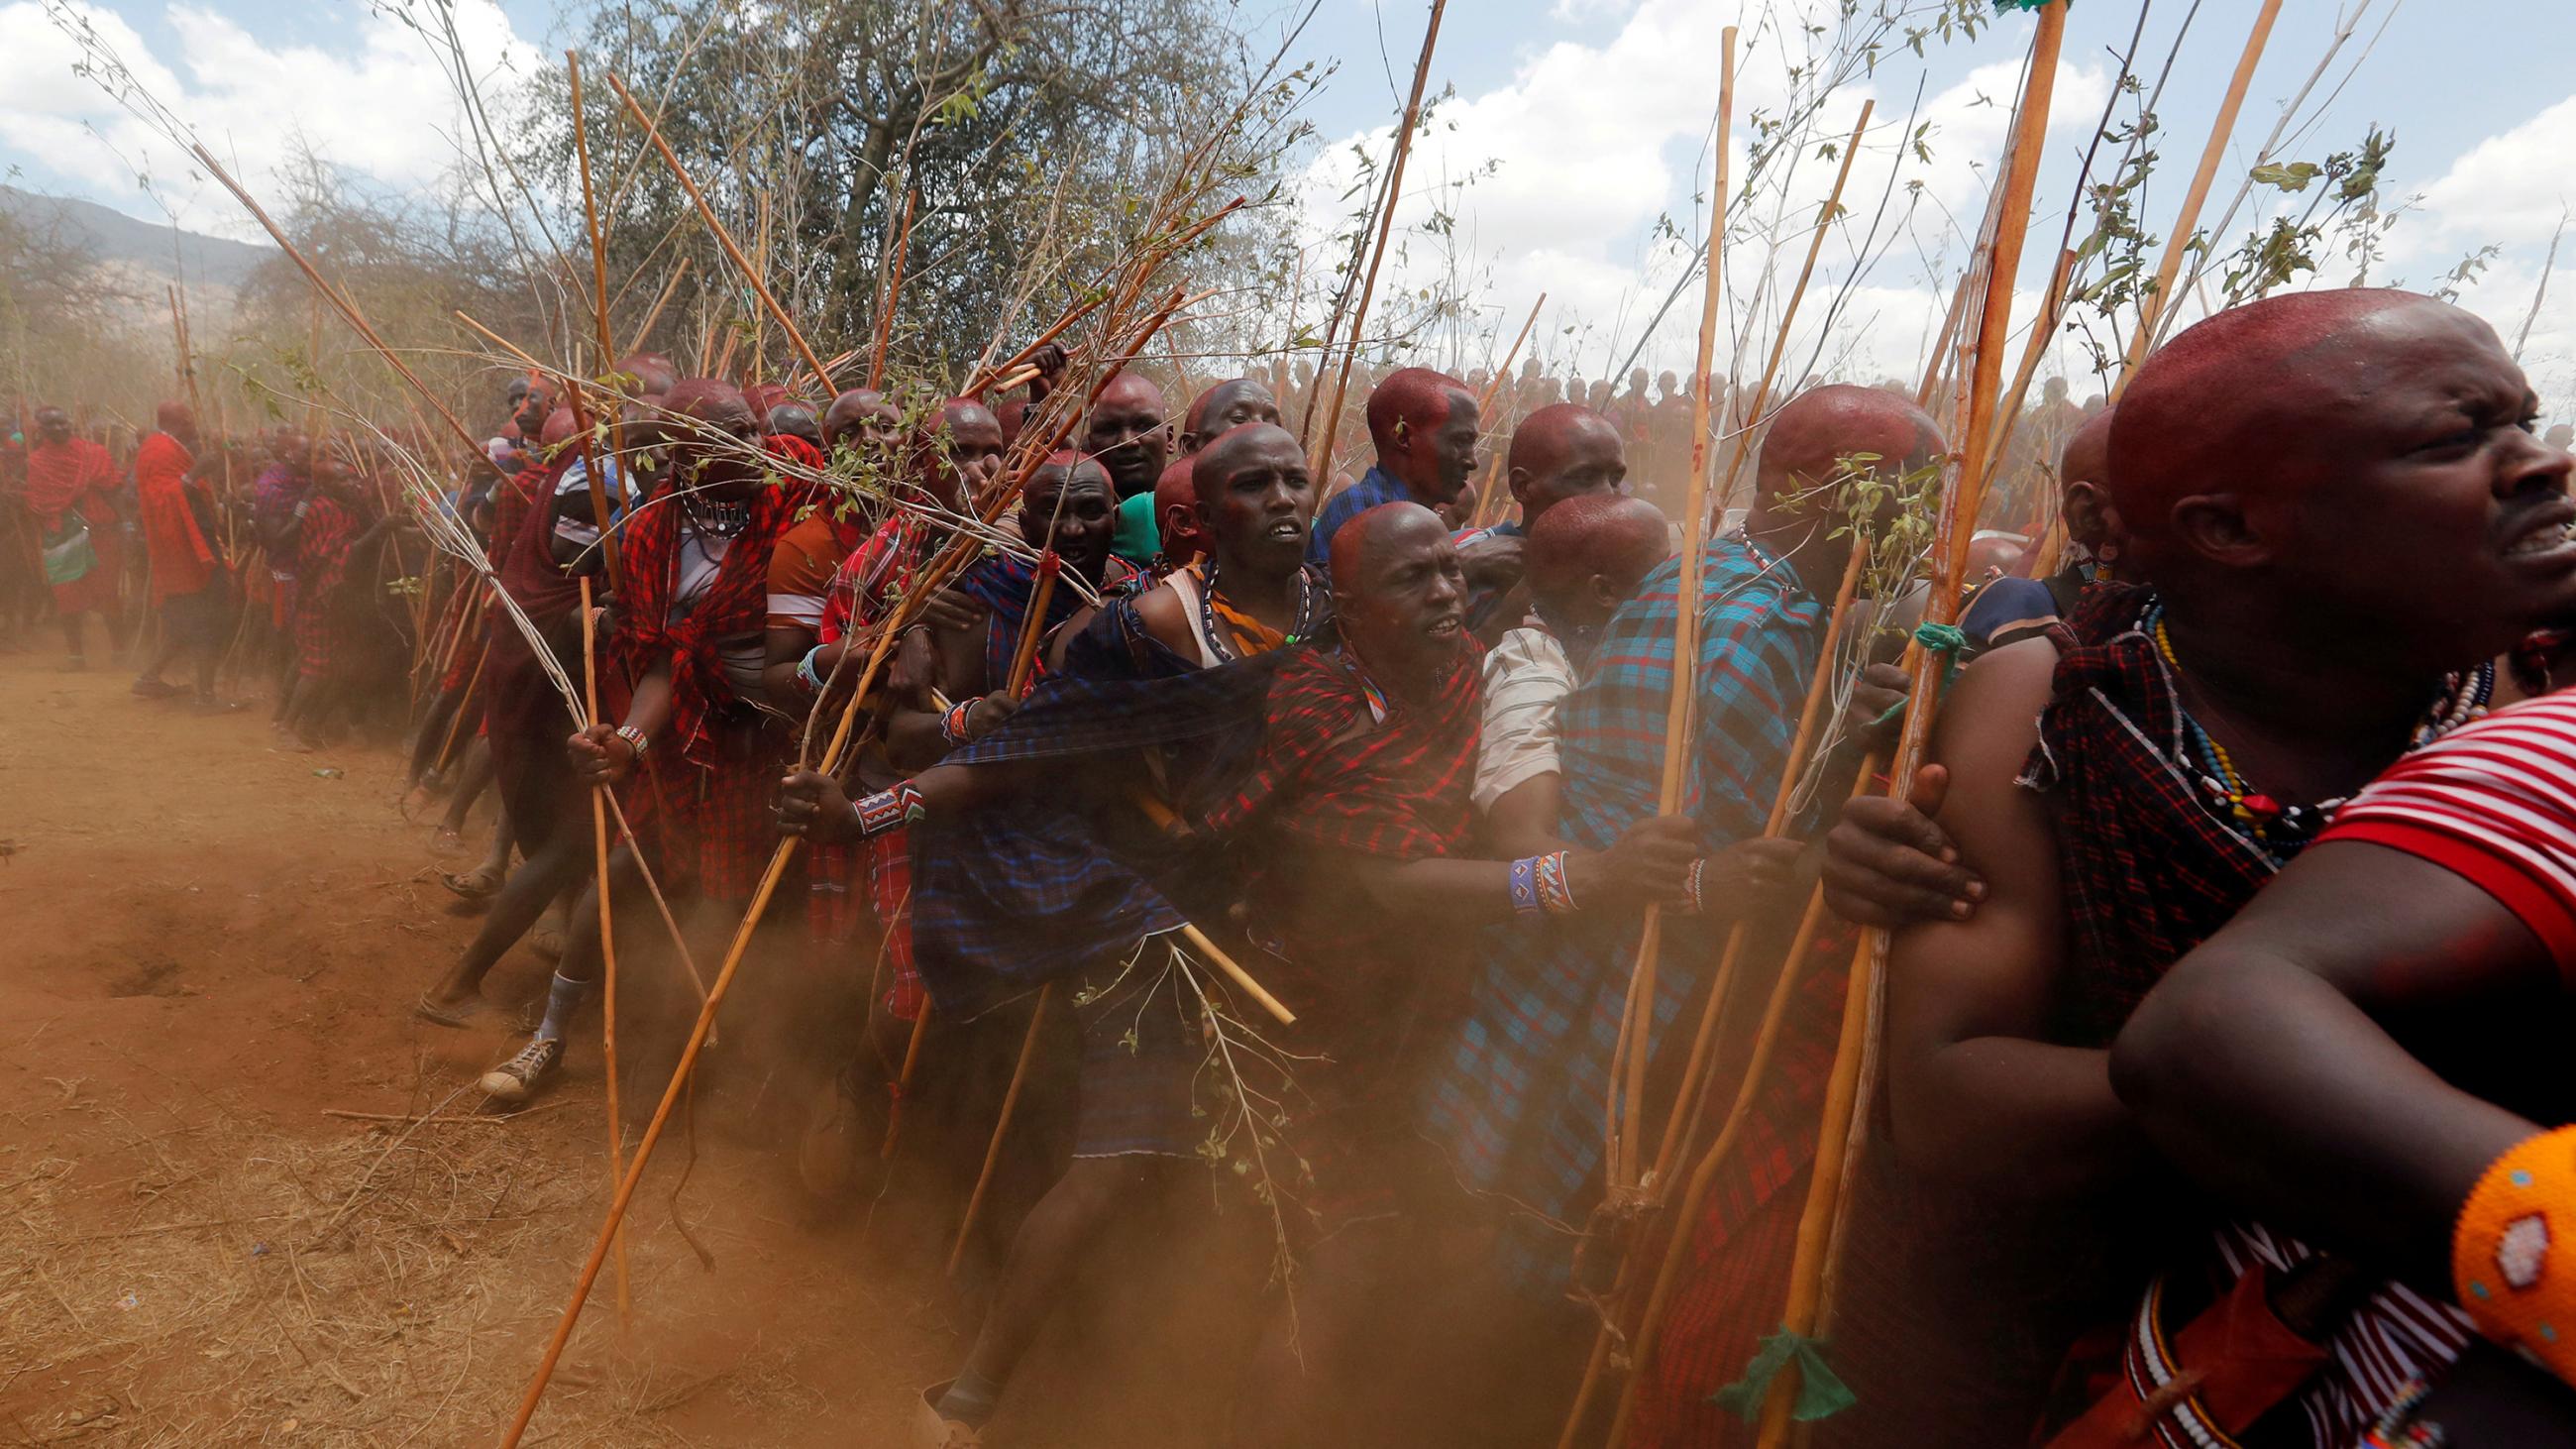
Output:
[{"xmin": 2452, "ymin": 1125, "xmax": 2576, "ymax": 1387}]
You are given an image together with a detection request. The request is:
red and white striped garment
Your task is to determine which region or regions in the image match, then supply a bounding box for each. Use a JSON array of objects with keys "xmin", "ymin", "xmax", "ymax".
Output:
[{"xmin": 2321, "ymin": 687, "xmax": 2576, "ymax": 971}]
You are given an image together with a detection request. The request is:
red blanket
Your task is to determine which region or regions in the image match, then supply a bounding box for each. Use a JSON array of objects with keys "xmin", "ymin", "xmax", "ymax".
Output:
[{"xmin": 135, "ymin": 431, "xmax": 214, "ymax": 605}]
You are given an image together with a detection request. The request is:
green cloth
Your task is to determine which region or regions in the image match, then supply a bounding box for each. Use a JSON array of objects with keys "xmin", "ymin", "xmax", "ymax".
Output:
[
  {"xmin": 1708, "ymin": 1328, "xmax": 1857, "ymax": 1424},
  {"xmin": 1112, "ymin": 490, "xmax": 1160, "ymax": 564}
]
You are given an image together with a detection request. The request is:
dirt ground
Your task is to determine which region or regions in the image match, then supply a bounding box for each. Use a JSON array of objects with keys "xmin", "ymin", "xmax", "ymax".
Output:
[{"xmin": 0, "ymin": 642, "xmax": 1272, "ymax": 1447}]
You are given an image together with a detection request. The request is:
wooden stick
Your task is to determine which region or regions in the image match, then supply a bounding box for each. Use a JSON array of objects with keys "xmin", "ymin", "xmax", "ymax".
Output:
[
  {"xmin": 879, "ymin": 1001, "xmax": 935, "ymax": 1161},
  {"xmin": 868, "ymin": 186, "xmax": 918, "ymax": 390},
  {"xmin": 188, "ymin": 144, "xmax": 483, "ymax": 462},
  {"xmin": 948, "ymin": 985, "xmax": 1051, "ymax": 1277},
  {"xmin": 1750, "ymin": 10, "xmax": 2068, "ymax": 1443},
  {"xmin": 966, "ymin": 291, "xmax": 1109, "ymax": 397},
  {"xmin": 1178, "ymin": 922, "xmax": 1294, "ymax": 1027},
  {"xmin": 1004, "ymin": 556, "xmax": 1061, "ymax": 698},
  {"xmin": 1310, "ymin": 0, "xmax": 1449, "ymax": 485},
  {"xmin": 566, "ymin": 54, "xmax": 625, "ymax": 585},
  {"xmin": 1607, "ymin": 25, "xmax": 1735, "ymax": 1197},
  {"xmin": 634, "ymin": 259, "xmax": 691, "ymax": 350},
  {"xmin": 432, "ymin": 641, "xmax": 490, "ymax": 774},
  {"xmin": 2518, "ymin": 208, "xmax": 2569, "ymax": 363},
  {"xmin": 498, "ymin": 286, "xmax": 1199, "ymax": 1448},
  {"xmin": 2115, "ymin": 0, "xmax": 2284, "ymax": 389},
  {"xmin": 1712, "ymin": 100, "xmax": 1876, "ymax": 509},
  {"xmin": 578, "ymin": 579, "xmax": 632, "ymax": 1327},
  {"xmin": 604, "ymin": 71, "xmax": 836, "ymax": 396},
  {"xmin": 1466, "ymin": 292, "xmax": 1548, "ymax": 527}
]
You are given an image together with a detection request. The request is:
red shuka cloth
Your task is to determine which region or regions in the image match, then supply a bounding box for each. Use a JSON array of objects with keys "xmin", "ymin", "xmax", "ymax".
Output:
[
  {"xmin": 135, "ymin": 431, "xmax": 215, "ymax": 606},
  {"xmin": 27, "ymin": 435, "xmax": 123, "ymax": 613}
]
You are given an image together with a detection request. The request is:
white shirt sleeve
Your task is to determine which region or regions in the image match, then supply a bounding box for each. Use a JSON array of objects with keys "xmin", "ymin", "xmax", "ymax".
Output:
[{"xmin": 1474, "ymin": 625, "xmax": 1576, "ymax": 815}]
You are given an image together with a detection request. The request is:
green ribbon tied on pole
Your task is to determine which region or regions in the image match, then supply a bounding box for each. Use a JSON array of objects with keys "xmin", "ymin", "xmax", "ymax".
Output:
[
  {"xmin": 1709, "ymin": 1327, "xmax": 1858, "ymax": 1424},
  {"xmin": 1870, "ymin": 619, "xmax": 1971, "ymax": 729}
]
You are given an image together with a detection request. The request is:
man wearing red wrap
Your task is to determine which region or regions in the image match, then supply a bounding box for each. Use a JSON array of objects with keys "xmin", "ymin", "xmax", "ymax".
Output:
[
  {"xmin": 25, "ymin": 405, "xmax": 130, "ymax": 668},
  {"xmin": 131, "ymin": 401, "xmax": 230, "ymax": 709},
  {"xmin": 478, "ymin": 379, "xmax": 795, "ymax": 1103}
]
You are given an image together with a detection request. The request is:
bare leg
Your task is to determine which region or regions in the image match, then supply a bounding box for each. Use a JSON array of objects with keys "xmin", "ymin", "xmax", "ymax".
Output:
[
  {"xmin": 424, "ymin": 819, "xmax": 586, "ymax": 1013},
  {"xmin": 940, "ymin": 1157, "xmax": 1188, "ymax": 1422}
]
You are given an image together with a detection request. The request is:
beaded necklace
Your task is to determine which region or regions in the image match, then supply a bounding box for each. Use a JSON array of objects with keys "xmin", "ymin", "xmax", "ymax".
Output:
[
  {"xmin": 1197, "ymin": 559, "xmax": 1319, "ymax": 664},
  {"xmin": 681, "ymin": 495, "xmax": 751, "ymax": 540},
  {"xmin": 2144, "ymin": 601, "xmax": 2492, "ymax": 863}
]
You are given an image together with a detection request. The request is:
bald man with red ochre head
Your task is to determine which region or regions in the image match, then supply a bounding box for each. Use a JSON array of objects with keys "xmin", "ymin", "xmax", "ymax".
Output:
[{"xmin": 1306, "ymin": 366, "xmax": 1483, "ymax": 567}]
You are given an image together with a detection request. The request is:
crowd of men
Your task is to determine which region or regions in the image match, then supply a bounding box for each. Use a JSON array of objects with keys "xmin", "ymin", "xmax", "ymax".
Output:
[{"xmin": 12, "ymin": 283, "xmax": 2576, "ymax": 1448}]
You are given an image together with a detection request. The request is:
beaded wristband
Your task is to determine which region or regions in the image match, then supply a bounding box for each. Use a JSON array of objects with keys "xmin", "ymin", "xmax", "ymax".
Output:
[
  {"xmin": 797, "ymin": 644, "xmax": 829, "ymax": 693},
  {"xmin": 613, "ymin": 724, "xmax": 651, "ymax": 759},
  {"xmin": 1534, "ymin": 850, "xmax": 1577, "ymax": 915},
  {"xmin": 1682, "ymin": 857, "xmax": 1706, "ymax": 916},
  {"xmin": 939, "ymin": 699, "xmax": 977, "ymax": 746},
  {"xmin": 2452, "ymin": 1124, "xmax": 2576, "ymax": 1391},
  {"xmin": 1509, "ymin": 855, "xmax": 1542, "ymax": 915},
  {"xmin": 853, "ymin": 781, "xmax": 928, "ymax": 838}
]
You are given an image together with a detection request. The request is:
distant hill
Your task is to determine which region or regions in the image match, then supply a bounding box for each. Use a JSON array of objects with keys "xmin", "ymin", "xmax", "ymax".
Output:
[{"xmin": 0, "ymin": 185, "xmax": 269, "ymax": 288}]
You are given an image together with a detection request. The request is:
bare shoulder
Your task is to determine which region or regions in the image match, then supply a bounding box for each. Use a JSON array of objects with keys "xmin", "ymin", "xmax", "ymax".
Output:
[{"xmin": 1130, "ymin": 579, "xmax": 1197, "ymax": 656}]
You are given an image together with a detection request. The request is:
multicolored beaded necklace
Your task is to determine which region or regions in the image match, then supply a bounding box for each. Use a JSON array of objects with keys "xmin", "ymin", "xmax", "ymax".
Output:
[
  {"xmin": 1197, "ymin": 559, "xmax": 1319, "ymax": 664},
  {"xmin": 2144, "ymin": 601, "xmax": 2492, "ymax": 864}
]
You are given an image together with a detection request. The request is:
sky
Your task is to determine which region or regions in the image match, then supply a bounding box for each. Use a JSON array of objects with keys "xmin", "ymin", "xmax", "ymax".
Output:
[{"xmin": 8, "ymin": 0, "xmax": 2576, "ymax": 412}]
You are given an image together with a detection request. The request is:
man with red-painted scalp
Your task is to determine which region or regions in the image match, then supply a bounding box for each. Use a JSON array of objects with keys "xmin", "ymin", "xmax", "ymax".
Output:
[
  {"xmin": 130, "ymin": 400, "xmax": 230, "ymax": 710},
  {"xmin": 1307, "ymin": 367, "xmax": 1484, "ymax": 566},
  {"xmin": 1804, "ymin": 290, "xmax": 2576, "ymax": 1448},
  {"xmin": 24, "ymin": 403, "xmax": 130, "ymax": 669},
  {"xmin": 1107, "ymin": 375, "xmax": 1278, "ymax": 564},
  {"xmin": 476, "ymin": 379, "xmax": 796, "ymax": 1103},
  {"xmin": 1207, "ymin": 501, "xmax": 1700, "ymax": 1449}
]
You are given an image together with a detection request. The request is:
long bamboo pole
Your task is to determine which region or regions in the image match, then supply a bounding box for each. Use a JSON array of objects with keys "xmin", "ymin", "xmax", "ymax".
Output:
[
  {"xmin": 1466, "ymin": 292, "xmax": 1548, "ymax": 528},
  {"xmin": 948, "ymin": 985, "xmax": 1051, "ymax": 1277},
  {"xmin": 1310, "ymin": 0, "xmax": 1449, "ymax": 484},
  {"xmin": 188, "ymin": 145, "xmax": 483, "ymax": 462},
  {"xmin": 604, "ymin": 71, "xmax": 837, "ymax": 396},
  {"xmin": 634, "ymin": 259, "xmax": 691, "ymax": 351},
  {"xmin": 578, "ymin": 578, "xmax": 632, "ymax": 1325},
  {"xmin": 965, "ymin": 292, "xmax": 1109, "ymax": 398},
  {"xmin": 498, "ymin": 289, "xmax": 1196, "ymax": 1448},
  {"xmin": 566, "ymin": 53, "xmax": 624, "ymax": 586},
  {"xmin": 1711, "ymin": 101, "xmax": 1876, "ymax": 510},
  {"xmin": 2115, "ymin": 0, "xmax": 2284, "ymax": 389},
  {"xmin": 1749, "ymin": 8, "xmax": 2068, "ymax": 1442},
  {"xmin": 1606, "ymin": 25, "xmax": 1736, "ymax": 1197}
]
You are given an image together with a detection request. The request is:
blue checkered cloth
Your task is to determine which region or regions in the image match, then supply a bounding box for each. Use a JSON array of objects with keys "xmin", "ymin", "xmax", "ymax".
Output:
[
  {"xmin": 909, "ymin": 599, "xmax": 1289, "ymax": 1022},
  {"xmin": 1307, "ymin": 465, "xmax": 1409, "ymax": 567},
  {"xmin": 1420, "ymin": 534, "xmax": 1821, "ymax": 1295}
]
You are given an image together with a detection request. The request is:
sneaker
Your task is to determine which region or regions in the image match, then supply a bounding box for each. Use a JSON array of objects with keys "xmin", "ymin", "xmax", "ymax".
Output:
[
  {"xmin": 479, "ymin": 1037, "xmax": 564, "ymax": 1103},
  {"xmin": 912, "ymin": 1383, "xmax": 983, "ymax": 1449}
]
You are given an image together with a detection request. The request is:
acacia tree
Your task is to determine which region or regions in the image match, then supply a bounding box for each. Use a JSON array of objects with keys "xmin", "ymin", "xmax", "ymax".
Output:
[{"xmin": 524, "ymin": 0, "xmax": 1281, "ymax": 381}]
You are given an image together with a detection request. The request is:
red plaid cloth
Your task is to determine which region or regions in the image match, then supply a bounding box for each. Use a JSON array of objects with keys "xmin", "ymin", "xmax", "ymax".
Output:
[
  {"xmin": 818, "ymin": 515, "xmax": 930, "ymax": 644},
  {"xmin": 1628, "ymin": 950, "xmax": 1848, "ymax": 1447},
  {"xmin": 293, "ymin": 495, "xmax": 361, "ymax": 682},
  {"xmin": 607, "ymin": 486, "xmax": 794, "ymax": 903}
]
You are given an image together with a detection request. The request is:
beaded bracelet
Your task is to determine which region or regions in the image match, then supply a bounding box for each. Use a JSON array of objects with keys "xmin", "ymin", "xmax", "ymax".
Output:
[
  {"xmin": 1509, "ymin": 855, "xmax": 1543, "ymax": 915},
  {"xmin": 1534, "ymin": 850, "xmax": 1577, "ymax": 915},
  {"xmin": 796, "ymin": 644, "xmax": 830, "ymax": 693},
  {"xmin": 939, "ymin": 698, "xmax": 977, "ymax": 746},
  {"xmin": 853, "ymin": 781, "xmax": 928, "ymax": 838},
  {"xmin": 2452, "ymin": 1124, "xmax": 2576, "ymax": 1393},
  {"xmin": 1681, "ymin": 857, "xmax": 1706, "ymax": 915}
]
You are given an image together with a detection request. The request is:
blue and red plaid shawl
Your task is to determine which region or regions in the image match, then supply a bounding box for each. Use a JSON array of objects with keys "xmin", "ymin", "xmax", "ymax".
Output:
[{"xmin": 1421, "ymin": 534, "xmax": 1826, "ymax": 1296}]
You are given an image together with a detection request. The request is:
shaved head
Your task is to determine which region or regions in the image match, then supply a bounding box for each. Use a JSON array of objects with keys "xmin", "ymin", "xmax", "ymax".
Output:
[
  {"xmin": 1153, "ymin": 455, "xmax": 1203, "ymax": 567},
  {"xmin": 1755, "ymin": 385, "xmax": 1945, "ymax": 511},
  {"xmin": 1330, "ymin": 501, "xmax": 1466, "ymax": 675},
  {"xmin": 1085, "ymin": 372, "xmax": 1171, "ymax": 499},
  {"xmin": 156, "ymin": 400, "xmax": 193, "ymax": 433},
  {"xmin": 2062, "ymin": 405, "xmax": 2114, "ymax": 490},
  {"xmin": 1527, "ymin": 493, "xmax": 1671, "ymax": 620},
  {"xmin": 2110, "ymin": 288, "xmax": 2444, "ymax": 549},
  {"xmin": 540, "ymin": 405, "xmax": 578, "ymax": 451},
  {"xmin": 1508, "ymin": 402, "xmax": 1627, "ymax": 527},
  {"xmin": 767, "ymin": 401, "xmax": 822, "ymax": 448},
  {"xmin": 1183, "ymin": 378, "xmax": 1281, "ymax": 451},
  {"xmin": 822, "ymin": 388, "xmax": 898, "ymax": 453},
  {"xmin": 616, "ymin": 352, "xmax": 678, "ymax": 399},
  {"xmin": 1364, "ymin": 367, "xmax": 1471, "ymax": 449}
]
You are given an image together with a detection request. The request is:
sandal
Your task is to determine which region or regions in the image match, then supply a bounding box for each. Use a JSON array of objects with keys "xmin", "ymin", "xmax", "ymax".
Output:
[{"xmin": 439, "ymin": 864, "xmax": 504, "ymax": 900}]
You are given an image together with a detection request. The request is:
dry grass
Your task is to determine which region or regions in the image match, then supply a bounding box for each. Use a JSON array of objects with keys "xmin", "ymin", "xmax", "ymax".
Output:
[{"xmin": 0, "ymin": 1087, "xmax": 820, "ymax": 1447}]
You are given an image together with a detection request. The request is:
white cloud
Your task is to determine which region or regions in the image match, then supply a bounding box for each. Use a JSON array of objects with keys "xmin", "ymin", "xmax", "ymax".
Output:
[
  {"xmin": 0, "ymin": 0, "xmax": 539, "ymax": 239},
  {"xmin": 1290, "ymin": 0, "xmax": 2107, "ymax": 388},
  {"xmin": 2414, "ymin": 95, "xmax": 2576, "ymax": 257}
]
